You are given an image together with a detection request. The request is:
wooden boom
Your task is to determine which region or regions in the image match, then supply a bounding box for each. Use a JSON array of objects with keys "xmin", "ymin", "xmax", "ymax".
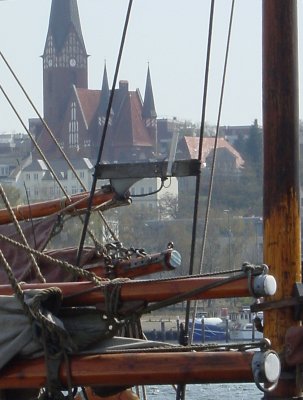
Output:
[
  {"xmin": 88, "ymin": 249, "xmax": 180, "ymax": 279},
  {"xmin": 0, "ymin": 351, "xmax": 255, "ymax": 389},
  {"xmin": 0, "ymin": 188, "xmax": 116, "ymax": 224},
  {"xmin": 0, "ymin": 274, "xmax": 275, "ymax": 306}
]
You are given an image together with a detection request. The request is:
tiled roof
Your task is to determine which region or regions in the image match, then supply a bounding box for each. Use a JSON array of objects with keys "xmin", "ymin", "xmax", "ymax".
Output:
[
  {"xmin": 23, "ymin": 158, "xmax": 93, "ymax": 175},
  {"xmin": 113, "ymin": 91, "xmax": 153, "ymax": 147},
  {"xmin": 75, "ymin": 88, "xmax": 100, "ymax": 127},
  {"xmin": 23, "ymin": 159, "xmax": 48, "ymax": 172},
  {"xmin": 182, "ymin": 136, "xmax": 244, "ymax": 168}
]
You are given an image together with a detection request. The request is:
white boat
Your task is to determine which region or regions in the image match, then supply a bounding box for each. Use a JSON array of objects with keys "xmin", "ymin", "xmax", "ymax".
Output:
[
  {"xmin": 229, "ymin": 322, "xmax": 263, "ymax": 341},
  {"xmin": 229, "ymin": 309, "xmax": 263, "ymax": 341}
]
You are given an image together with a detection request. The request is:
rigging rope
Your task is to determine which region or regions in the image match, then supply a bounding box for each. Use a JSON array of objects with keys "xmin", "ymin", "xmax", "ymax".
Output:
[
  {"xmin": 182, "ymin": 0, "xmax": 216, "ymax": 344},
  {"xmin": 178, "ymin": 2, "xmax": 235, "ymax": 399},
  {"xmin": 0, "ymin": 232, "xmax": 107, "ymax": 285},
  {"xmin": 77, "ymin": 0, "xmax": 134, "ymax": 266},
  {"xmin": 185, "ymin": 0, "xmax": 235, "ymax": 338},
  {"xmin": 198, "ymin": 0, "xmax": 236, "ymax": 277},
  {"xmin": 0, "ymin": 249, "xmax": 76, "ymax": 399},
  {"xmin": 0, "ymin": 84, "xmax": 104, "ymax": 250},
  {"xmin": 191, "ymin": 0, "xmax": 236, "ymax": 333},
  {"xmin": 0, "ymin": 52, "xmax": 117, "ymax": 247},
  {"xmin": 0, "ymin": 184, "xmax": 45, "ymax": 283}
]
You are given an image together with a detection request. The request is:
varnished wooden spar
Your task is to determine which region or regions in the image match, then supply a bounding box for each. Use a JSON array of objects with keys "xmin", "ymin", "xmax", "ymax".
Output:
[
  {"xmin": 88, "ymin": 249, "xmax": 179, "ymax": 279},
  {"xmin": 0, "ymin": 274, "xmax": 273, "ymax": 306},
  {"xmin": 0, "ymin": 351, "xmax": 255, "ymax": 388},
  {"xmin": 75, "ymin": 388, "xmax": 139, "ymax": 400},
  {"xmin": 0, "ymin": 188, "xmax": 116, "ymax": 224}
]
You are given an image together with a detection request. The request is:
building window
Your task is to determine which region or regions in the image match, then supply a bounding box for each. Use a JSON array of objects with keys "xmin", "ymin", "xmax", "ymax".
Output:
[
  {"xmin": 0, "ymin": 166, "xmax": 9, "ymax": 176},
  {"xmin": 34, "ymin": 173, "xmax": 39, "ymax": 180},
  {"xmin": 25, "ymin": 173, "xmax": 30, "ymax": 181},
  {"xmin": 69, "ymin": 102, "xmax": 79, "ymax": 148}
]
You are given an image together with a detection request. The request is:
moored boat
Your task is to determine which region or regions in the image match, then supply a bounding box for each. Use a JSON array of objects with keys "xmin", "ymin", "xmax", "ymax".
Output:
[
  {"xmin": 0, "ymin": 1, "xmax": 302, "ymax": 399},
  {"xmin": 229, "ymin": 322, "xmax": 263, "ymax": 342},
  {"xmin": 229, "ymin": 308, "xmax": 263, "ymax": 341},
  {"xmin": 189, "ymin": 317, "xmax": 228, "ymax": 342}
]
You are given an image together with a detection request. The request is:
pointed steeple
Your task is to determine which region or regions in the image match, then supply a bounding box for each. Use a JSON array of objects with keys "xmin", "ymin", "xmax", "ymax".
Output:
[
  {"xmin": 48, "ymin": 0, "xmax": 86, "ymax": 52},
  {"xmin": 99, "ymin": 63, "xmax": 110, "ymax": 117},
  {"xmin": 142, "ymin": 65, "xmax": 157, "ymax": 119}
]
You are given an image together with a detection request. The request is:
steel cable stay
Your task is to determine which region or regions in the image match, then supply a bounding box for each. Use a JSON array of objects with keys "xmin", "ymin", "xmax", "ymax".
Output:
[
  {"xmin": 178, "ymin": 2, "xmax": 235, "ymax": 399},
  {"xmin": 176, "ymin": 0, "xmax": 215, "ymax": 398},
  {"xmin": 1, "ymin": 30, "xmax": 127, "ymax": 243},
  {"xmin": 0, "ymin": 237, "xmax": 274, "ymax": 375},
  {"xmin": 1, "ymin": 10, "xmax": 145, "ymax": 398},
  {"xmin": 0, "ymin": 82, "xmax": 106, "ymax": 250},
  {"xmin": 76, "ymin": 0, "xmax": 134, "ymax": 267},
  {"xmin": 0, "ymin": 51, "xmax": 118, "ymax": 247},
  {"xmin": 0, "ymin": 1, "xmax": 285, "ymax": 399},
  {"xmin": 1, "ymin": 0, "xmax": 241, "ymax": 396},
  {"xmin": 190, "ymin": 0, "xmax": 236, "ymax": 336}
]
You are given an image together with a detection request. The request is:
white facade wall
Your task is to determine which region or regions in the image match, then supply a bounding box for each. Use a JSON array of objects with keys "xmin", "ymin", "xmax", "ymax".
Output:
[{"xmin": 13, "ymin": 163, "xmax": 94, "ymax": 201}]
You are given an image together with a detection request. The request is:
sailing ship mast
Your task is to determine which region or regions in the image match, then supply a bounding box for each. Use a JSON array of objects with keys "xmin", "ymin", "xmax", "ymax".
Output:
[
  {"xmin": 1, "ymin": 1, "xmax": 303, "ymax": 399},
  {"xmin": 262, "ymin": 0, "xmax": 301, "ymax": 398}
]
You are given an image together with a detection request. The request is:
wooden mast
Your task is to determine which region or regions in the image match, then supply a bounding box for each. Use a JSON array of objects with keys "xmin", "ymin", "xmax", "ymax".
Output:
[{"xmin": 263, "ymin": 1, "xmax": 301, "ymax": 398}]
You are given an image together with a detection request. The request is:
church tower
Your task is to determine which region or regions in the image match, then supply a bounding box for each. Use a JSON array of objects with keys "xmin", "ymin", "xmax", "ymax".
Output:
[{"xmin": 42, "ymin": 0, "xmax": 88, "ymax": 150}]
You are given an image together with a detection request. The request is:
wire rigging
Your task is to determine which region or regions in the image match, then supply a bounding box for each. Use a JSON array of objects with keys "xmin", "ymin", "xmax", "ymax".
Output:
[
  {"xmin": 76, "ymin": 0, "xmax": 134, "ymax": 266},
  {"xmin": 0, "ymin": 51, "xmax": 118, "ymax": 245},
  {"xmin": 199, "ymin": 0, "xmax": 235, "ymax": 279},
  {"xmin": 177, "ymin": 2, "xmax": 235, "ymax": 399},
  {"xmin": 175, "ymin": 2, "xmax": 215, "ymax": 400}
]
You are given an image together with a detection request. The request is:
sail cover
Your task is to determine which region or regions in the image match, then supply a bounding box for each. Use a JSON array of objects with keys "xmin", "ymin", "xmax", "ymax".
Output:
[
  {"xmin": 0, "ymin": 215, "xmax": 60, "ymax": 283},
  {"xmin": 0, "ymin": 215, "xmax": 105, "ymax": 283},
  {"xmin": 0, "ymin": 288, "xmax": 170, "ymax": 370}
]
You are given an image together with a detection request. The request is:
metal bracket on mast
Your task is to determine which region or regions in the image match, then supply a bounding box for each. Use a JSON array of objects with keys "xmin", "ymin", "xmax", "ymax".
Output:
[{"xmin": 95, "ymin": 159, "xmax": 201, "ymax": 197}]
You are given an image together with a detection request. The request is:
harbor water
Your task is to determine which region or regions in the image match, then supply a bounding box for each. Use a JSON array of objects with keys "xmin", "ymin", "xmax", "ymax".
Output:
[{"xmin": 144, "ymin": 383, "xmax": 262, "ymax": 399}]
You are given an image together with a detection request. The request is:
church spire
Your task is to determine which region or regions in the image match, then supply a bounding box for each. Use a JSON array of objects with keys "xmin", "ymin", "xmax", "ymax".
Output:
[
  {"xmin": 142, "ymin": 65, "xmax": 157, "ymax": 153},
  {"xmin": 47, "ymin": 0, "xmax": 86, "ymax": 52},
  {"xmin": 142, "ymin": 64, "xmax": 157, "ymax": 119},
  {"xmin": 99, "ymin": 62, "xmax": 110, "ymax": 117}
]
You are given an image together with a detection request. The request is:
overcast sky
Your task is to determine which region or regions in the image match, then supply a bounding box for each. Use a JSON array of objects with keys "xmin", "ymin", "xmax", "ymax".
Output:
[{"xmin": 1, "ymin": 0, "xmax": 303, "ymax": 133}]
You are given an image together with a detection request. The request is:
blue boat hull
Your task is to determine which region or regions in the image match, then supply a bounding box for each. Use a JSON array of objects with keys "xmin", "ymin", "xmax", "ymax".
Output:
[{"xmin": 190, "ymin": 320, "xmax": 227, "ymax": 342}]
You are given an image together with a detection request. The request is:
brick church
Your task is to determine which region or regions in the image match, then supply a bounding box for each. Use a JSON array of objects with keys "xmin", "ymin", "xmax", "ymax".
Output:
[{"xmin": 30, "ymin": 0, "xmax": 157, "ymax": 163}]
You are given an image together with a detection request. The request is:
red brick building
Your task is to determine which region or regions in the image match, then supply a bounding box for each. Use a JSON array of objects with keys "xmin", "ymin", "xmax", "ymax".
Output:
[{"xmin": 31, "ymin": 0, "xmax": 157, "ymax": 163}]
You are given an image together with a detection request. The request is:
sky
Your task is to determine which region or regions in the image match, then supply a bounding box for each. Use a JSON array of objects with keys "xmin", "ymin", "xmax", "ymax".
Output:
[{"xmin": 0, "ymin": 0, "xmax": 303, "ymax": 133}]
